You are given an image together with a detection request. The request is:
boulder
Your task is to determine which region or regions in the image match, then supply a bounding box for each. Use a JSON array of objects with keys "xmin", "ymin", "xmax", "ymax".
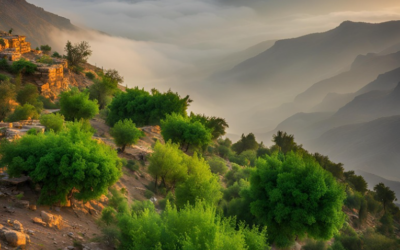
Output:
[
  {"xmin": 41, "ymin": 211, "xmax": 62, "ymax": 229},
  {"xmin": 32, "ymin": 217, "xmax": 46, "ymax": 227},
  {"xmin": 13, "ymin": 220, "xmax": 23, "ymax": 232},
  {"xmin": 4, "ymin": 230, "xmax": 26, "ymax": 247},
  {"xmin": 28, "ymin": 204, "xmax": 37, "ymax": 211}
]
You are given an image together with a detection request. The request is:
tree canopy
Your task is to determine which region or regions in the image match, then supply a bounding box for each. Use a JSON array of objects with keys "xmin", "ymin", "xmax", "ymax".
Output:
[
  {"xmin": 374, "ymin": 183, "xmax": 397, "ymax": 212},
  {"xmin": 39, "ymin": 113, "xmax": 65, "ymax": 133},
  {"xmin": 232, "ymin": 133, "xmax": 259, "ymax": 155},
  {"xmin": 160, "ymin": 113, "xmax": 212, "ymax": 152},
  {"xmin": 0, "ymin": 80, "xmax": 16, "ymax": 121},
  {"xmin": 110, "ymin": 119, "xmax": 143, "ymax": 152},
  {"xmin": 65, "ymin": 41, "xmax": 92, "ymax": 67},
  {"xmin": 189, "ymin": 113, "xmax": 229, "ymax": 140},
  {"xmin": 106, "ymin": 87, "xmax": 191, "ymax": 127},
  {"xmin": 249, "ymin": 153, "xmax": 346, "ymax": 248},
  {"xmin": 0, "ymin": 121, "xmax": 122, "ymax": 205},
  {"xmin": 6, "ymin": 104, "xmax": 39, "ymax": 122},
  {"xmin": 59, "ymin": 88, "xmax": 99, "ymax": 121}
]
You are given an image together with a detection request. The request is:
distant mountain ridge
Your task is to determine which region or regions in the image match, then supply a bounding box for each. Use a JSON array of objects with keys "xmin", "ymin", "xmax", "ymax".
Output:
[
  {"xmin": 0, "ymin": 0, "xmax": 76, "ymax": 46},
  {"xmin": 216, "ymin": 21, "xmax": 400, "ymax": 95}
]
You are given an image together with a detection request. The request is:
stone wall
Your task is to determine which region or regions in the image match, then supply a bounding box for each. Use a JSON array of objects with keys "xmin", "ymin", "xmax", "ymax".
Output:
[
  {"xmin": 0, "ymin": 34, "xmax": 31, "ymax": 61},
  {"xmin": 34, "ymin": 61, "xmax": 69, "ymax": 99}
]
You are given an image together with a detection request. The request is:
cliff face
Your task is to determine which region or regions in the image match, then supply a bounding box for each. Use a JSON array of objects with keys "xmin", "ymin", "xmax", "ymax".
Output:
[{"xmin": 0, "ymin": 0, "xmax": 76, "ymax": 47}]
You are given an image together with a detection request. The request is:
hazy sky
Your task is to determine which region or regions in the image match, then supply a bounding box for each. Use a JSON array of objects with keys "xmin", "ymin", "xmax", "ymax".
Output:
[{"xmin": 27, "ymin": 0, "xmax": 400, "ymax": 135}]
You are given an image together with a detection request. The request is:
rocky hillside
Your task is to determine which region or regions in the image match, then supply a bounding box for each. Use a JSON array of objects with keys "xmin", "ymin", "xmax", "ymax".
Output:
[{"xmin": 0, "ymin": 0, "xmax": 76, "ymax": 47}]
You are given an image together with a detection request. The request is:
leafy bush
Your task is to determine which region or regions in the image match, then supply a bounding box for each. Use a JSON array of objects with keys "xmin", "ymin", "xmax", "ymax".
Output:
[
  {"xmin": 377, "ymin": 213, "xmax": 394, "ymax": 237},
  {"xmin": 249, "ymin": 153, "xmax": 346, "ymax": 248},
  {"xmin": 36, "ymin": 55, "xmax": 54, "ymax": 64},
  {"xmin": 59, "ymin": 88, "xmax": 99, "ymax": 121},
  {"xmin": 85, "ymin": 72, "xmax": 95, "ymax": 80},
  {"xmin": 6, "ymin": 104, "xmax": 39, "ymax": 122},
  {"xmin": 0, "ymin": 80, "xmax": 16, "ymax": 121},
  {"xmin": 125, "ymin": 159, "xmax": 139, "ymax": 171},
  {"xmin": 224, "ymin": 164, "xmax": 253, "ymax": 186},
  {"xmin": 0, "ymin": 121, "xmax": 123, "ymax": 205},
  {"xmin": 52, "ymin": 51, "xmax": 62, "ymax": 58},
  {"xmin": 106, "ymin": 87, "xmax": 191, "ymax": 127},
  {"xmin": 65, "ymin": 41, "xmax": 92, "ymax": 67},
  {"xmin": 144, "ymin": 190, "xmax": 155, "ymax": 199},
  {"xmin": 110, "ymin": 119, "xmax": 143, "ymax": 152},
  {"xmin": 207, "ymin": 157, "xmax": 228, "ymax": 175},
  {"xmin": 363, "ymin": 230, "xmax": 400, "ymax": 250},
  {"xmin": 0, "ymin": 74, "xmax": 9, "ymax": 82},
  {"xmin": 0, "ymin": 58, "xmax": 11, "ymax": 71},
  {"xmin": 40, "ymin": 45, "xmax": 52, "ymax": 53},
  {"xmin": 11, "ymin": 59, "xmax": 37, "ymax": 74},
  {"xmin": 38, "ymin": 96, "xmax": 60, "ymax": 109},
  {"xmin": 117, "ymin": 200, "xmax": 270, "ymax": 250},
  {"xmin": 40, "ymin": 113, "xmax": 64, "ymax": 133},
  {"xmin": 16, "ymin": 83, "xmax": 43, "ymax": 113}
]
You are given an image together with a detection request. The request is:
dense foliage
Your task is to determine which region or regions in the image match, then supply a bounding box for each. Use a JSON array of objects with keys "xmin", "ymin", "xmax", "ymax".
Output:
[
  {"xmin": 189, "ymin": 113, "xmax": 229, "ymax": 140},
  {"xmin": 249, "ymin": 153, "xmax": 346, "ymax": 247},
  {"xmin": 65, "ymin": 40, "xmax": 92, "ymax": 67},
  {"xmin": 16, "ymin": 83, "xmax": 43, "ymax": 113},
  {"xmin": 59, "ymin": 88, "xmax": 99, "ymax": 121},
  {"xmin": 0, "ymin": 80, "xmax": 16, "ymax": 121},
  {"xmin": 106, "ymin": 87, "xmax": 191, "ymax": 127},
  {"xmin": 160, "ymin": 113, "xmax": 212, "ymax": 152},
  {"xmin": 6, "ymin": 104, "xmax": 39, "ymax": 122},
  {"xmin": 11, "ymin": 59, "xmax": 37, "ymax": 74},
  {"xmin": 0, "ymin": 121, "xmax": 122, "ymax": 205},
  {"xmin": 39, "ymin": 113, "xmax": 65, "ymax": 133},
  {"xmin": 110, "ymin": 119, "xmax": 143, "ymax": 152}
]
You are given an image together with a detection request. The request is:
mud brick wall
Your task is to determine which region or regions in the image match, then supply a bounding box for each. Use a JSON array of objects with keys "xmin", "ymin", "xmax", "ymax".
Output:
[{"xmin": 36, "ymin": 64, "xmax": 68, "ymax": 99}]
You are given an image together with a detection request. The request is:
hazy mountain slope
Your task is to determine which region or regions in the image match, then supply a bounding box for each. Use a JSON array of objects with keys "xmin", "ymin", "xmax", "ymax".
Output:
[
  {"xmin": 216, "ymin": 21, "xmax": 400, "ymax": 94},
  {"xmin": 310, "ymin": 93, "xmax": 355, "ymax": 112},
  {"xmin": 355, "ymin": 170, "xmax": 400, "ymax": 199},
  {"xmin": 216, "ymin": 40, "xmax": 276, "ymax": 71},
  {"xmin": 308, "ymin": 116, "xmax": 400, "ymax": 181},
  {"xmin": 295, "ymin": 51, "xmax": 400, "ymax": 107},
  {"xmin": 0, "ymin": 0, "xmax": 76, "ymax": 46},
  {"xmin": 356, "ymin": 67, "xmax": 400, "ymax": 95},
  {"xmin": 257, "ymin": 112, "xmax": 334, "ymax": 143}
]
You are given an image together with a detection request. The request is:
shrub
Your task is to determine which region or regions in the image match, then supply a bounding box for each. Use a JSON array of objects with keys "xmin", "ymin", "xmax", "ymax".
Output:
[
  {"xmin": 110, "ymin": 119, "xmax": 143, "ymax": 152},
  {"xmin": 144, "ymin": 190, "xmax": 155, "ymax": 199},
  {"xmin": 11, "ymin": 59, "xmax": 37, "ymax": 74},
  {"xmin": 125, "ymin": 159, "xmax": 139, "ymax": 171},
  {"xmin": 0, "ymin": 74, "xmax": 9, "ymax": 82},
  {"xmin": 363, "ymin": 230, "xmax": 399, "ymax": 250},
  {"xmin": 6, "ymin": 104, "xmax": 39, "ymax": 122},
  {"xmin": 40, "ymin": 45, "xmax": 52, "ymax": 54},
  {"xmin": 302, "ymin": 239, "xmax": 327, "ymax": 250},
  {"xmin": 207, "ymin": 157, "xmax": 228, "ymax": 175},
  {"xmin": 40, "ymin": 113, "xmax": 64, "ymax": 133},
  {"xmin": 85, "ymin": 72, "xmax": 95, "ymax": 80},
  {"xmin": 0, "ymin": 122, "xmax": 123, "ymax": 205},
  {"xmin": 38, "ymin": 96, "xmax": 60, "ymax": 109},
  {"xmin": 37, "ymin": 55, "xmax": 54, "ymax": 64},
  {"xmin": 59, "ymin": 88, "xmax": 99, "ymax": 121},
  {"xmin": 52, "ymin": 52, "xmax": 62, "ymax": 58},
  {"xmin": 0, "ymin": 58, "xmax": 11, "ymax": 71}
]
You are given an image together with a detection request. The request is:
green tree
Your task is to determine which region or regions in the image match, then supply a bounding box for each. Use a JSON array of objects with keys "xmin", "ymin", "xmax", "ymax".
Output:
[
  {"xmin": 9, "ymin": 28, "xmax": 13, "ymax": 35},
  {"xmin": 39, "ymin": 113, "xmax": 64, "ymax": 133},
  {"xmin": 249, "ymin": 153, "xmax": 346, "ymax": 248},
  {"xmin": 16, "ymin": 83, "xmax": 43, "ymax": 112},
  {"xmin": 232, "ymin": 133, "xmax": 259, "ymax": 154},
  {"xmin": 161, "ymin": 113, "xmax": 212, "ymax": 152},
  {"xmin": 374, "ymin": 183, "xmax": 397, "ymax": 213},
  {"xmin": 272, "ymin": 131, "xmax": 298, "ymax": 154},
  {"xmin": 11, "ymin": 59, "xmax": 37, "ymax": 74},
  {"xmin": 106, "ymin": 87, "xmax": 191, "ymax": 127},
  {"xmin": 175, "ymin": 153, "xmax": 222, "ymax": 208},
  {"xmin": 207, "ymin": 157, "xmax": 228, "ymax": 175},
  {"xmin": 345, "ymin": 171, "xmax": 368, "ymax": 194},
  {"xmin": 64, "ymin": 41, "xmax": 92, "ymax": 67},
  {"xmin": 313, "ymin": 153, "xmax": 344, "ymax": 180},
  {"xmin": 40, "ymin": 45, "xmax": 52, "ymax": 54},
  {"xmin": 6, "ymin": 104, "xmax": 39, "ymax": 122},
  {"xmin": 59, "ymin": 88, "xmax": 99, "ymax": 121},
  {"xmin": 110, "ymin": 119, "xmax": 143, "ymax": 152},
  {"xmin": 190, "ymin": 113, "xmax": 229, "ymax": 140},
  {"xmin": 104, "ymin": 69, "xmax": 124, "ymax": 84},
  {"xmin": 0, "ymin": 121, "xmax": 122, "ymax": 205},
  {"xmin": 52, "ymin": 52, "xmax": 62, "ymax": 58},
  {"xmin": 148, "ymin": 141, "xmax": 187, "ymax": 190},
  {"xmin": 0, "ymin": 80, "xmax": 16, "ymax": 121},
  {"xmin": 89, "ymin": 74, "xmax": 119, "ymax": 109},
  {"xmin": 0, "ymin": 38, "xmax": 5, "ymax": 47}
]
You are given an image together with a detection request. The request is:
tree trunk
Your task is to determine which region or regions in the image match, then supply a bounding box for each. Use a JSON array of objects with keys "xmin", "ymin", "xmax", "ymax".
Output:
[
  {"xmin": 121, "ymin": 144, "xmax": 126, "ymax": 153},
  {"xmin": 185, "ymin": 143, "xmax": 190, "ymax": 152},
  {"xmin": 154, "ymin": 176, "xmax": 158, "ymax": 192}
]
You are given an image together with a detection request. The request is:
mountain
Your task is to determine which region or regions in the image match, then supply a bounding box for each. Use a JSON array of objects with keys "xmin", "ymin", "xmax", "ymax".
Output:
[
  {"xmin": 356, "ymin": 67, "xmax": 400, "ymax": 95},
  {"xmin": 295, "ymin": 51, "xmax": 400, "ymax": 107},
  {"xmin": 308, "ymin": 115, "xmax": 400, "ymax": 181},
  {"xmin": 310, "ymin": 93, "xmax": 355, "ymax": 112},
  {"xmin": 0, "ymin": 0, "xmax": 76, "ymax": 46},
  {"xmin": 216, "ymin": 21, "xmax": 400, "ymax": 95}
]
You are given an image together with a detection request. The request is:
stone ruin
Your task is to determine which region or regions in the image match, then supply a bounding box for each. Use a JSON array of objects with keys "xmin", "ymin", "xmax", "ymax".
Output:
[
  {"xmin": 0, "ymin": 31, "xmax": 70, "ymax": 99},
  {"xmin": 0, "ymin": 120, "xmax": 45, "ymax": 141}
]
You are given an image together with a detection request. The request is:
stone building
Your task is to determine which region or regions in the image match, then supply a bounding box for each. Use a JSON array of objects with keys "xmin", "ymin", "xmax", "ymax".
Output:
[{"xmin": 0, "ymin": 32, "xmax": 31, "ymax": 61}]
